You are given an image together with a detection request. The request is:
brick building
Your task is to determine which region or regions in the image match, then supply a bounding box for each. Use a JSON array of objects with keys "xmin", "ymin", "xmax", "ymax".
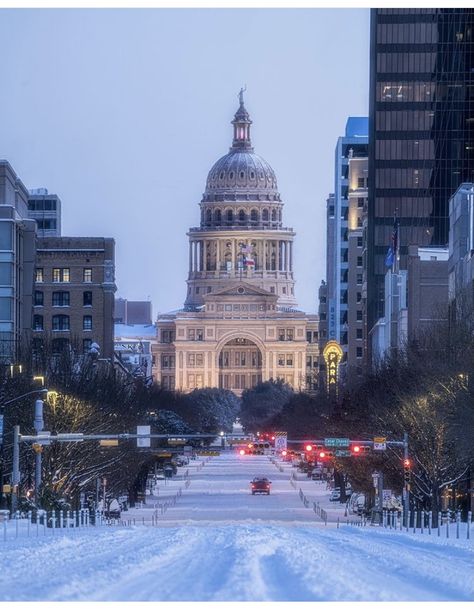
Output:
[{"xmin": 33, "ymin": 237, "xmax": 116, "ymax": 358}]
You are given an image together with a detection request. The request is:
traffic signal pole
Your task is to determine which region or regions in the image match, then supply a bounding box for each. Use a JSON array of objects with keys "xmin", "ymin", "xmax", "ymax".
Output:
[{"xmin": 403, "ymin": 432, "xmax": 410, "ymax": 522}]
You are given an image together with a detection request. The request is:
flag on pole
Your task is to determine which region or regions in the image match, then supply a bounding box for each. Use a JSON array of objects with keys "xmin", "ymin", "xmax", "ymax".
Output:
[
  {"xmin": 242, "ymin": 244, "xmax": 255, "ymax": 267},
  {"xmin": 384, "ymin": 218, "xmax": 398, "ymax": 268}
]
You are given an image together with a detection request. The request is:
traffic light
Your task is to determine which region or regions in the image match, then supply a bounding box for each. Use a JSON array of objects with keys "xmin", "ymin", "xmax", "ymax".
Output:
[
  {"xmin": 403, "ymin": 458, "xmax": 411, "ymax": 484},
  {"xmin": 305, "ymin": 444, "xmax": 313, "ymax": 452},
  {"xmin": 351, "ymin": 444, "xmax": 371, "ymax": 456},
  {"xmin": 318, "ymin": 450, "xmax": 334, "ymax": 460}
]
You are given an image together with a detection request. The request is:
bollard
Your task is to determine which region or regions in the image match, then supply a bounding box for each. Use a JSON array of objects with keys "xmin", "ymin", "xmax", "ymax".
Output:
[
  {"xmin": 337, "ymin": 517, "xmax": 339, "ymax": 529},
  {"xmin": 456, "ymin": 511, "xmax": 461, "ymax": 539},
  {"xmin": 446, "ymin": 515, "xmax": 449, "ymax": 539},
  {"xmin": 437, "ymin": 512, "xmax": 441, "ymax": 537},
  {"xmin": 406, "ymin": 510, "xmax": 410, "ymax": 533},
  {"xmin": 74, "ymin": 510, "xmax": 78, "ymax": 529},
  {"xmin": 467, "ymin": 511, "xmax": 472, "ymax": 540},
  {"xmin": 413, "ymin": 511, "xmax": 417, "ymax": 534},
  {"xmin": 60, "ymin": 510, "xmax": 64, "ymax": 530},
  {"xmin": 421, "ymin": 511, "xmax": 424, "ymax": 534},
  {"xmin": 428, "ymin": 511, "xmax": 432, "ymax": 535},
  {"xmin": 27, "ymin": 511, "xmax": 32, "ymax": 537},
  {"xmin": 52, "ymin": 511, "xmax": 56, "ymax": 535},
  {"xmin": 43, "ymin": 512, "xmax": 47, "ymax": 536}
]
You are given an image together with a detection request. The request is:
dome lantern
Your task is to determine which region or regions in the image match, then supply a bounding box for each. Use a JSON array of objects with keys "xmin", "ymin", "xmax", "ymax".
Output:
[{"xmin": 231, "ymin": 87, "xmax": 253, "ymax": 151}]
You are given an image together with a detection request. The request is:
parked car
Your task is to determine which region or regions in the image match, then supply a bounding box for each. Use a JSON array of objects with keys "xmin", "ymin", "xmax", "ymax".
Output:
[{"xmin": 250, "ymin": 476, "xmax": 272, "ymax": 495}]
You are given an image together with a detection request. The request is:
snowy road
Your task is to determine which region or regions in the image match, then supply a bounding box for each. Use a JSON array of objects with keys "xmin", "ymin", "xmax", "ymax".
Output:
[{"xmin": 1, "ymin": 453, "xmax": 473, "ymax": 601}]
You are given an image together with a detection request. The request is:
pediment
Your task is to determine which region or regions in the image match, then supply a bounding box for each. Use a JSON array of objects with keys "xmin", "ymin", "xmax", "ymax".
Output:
[{"xmin": 205, "ymin": 281, "xmax": 276, "ymax": 299}]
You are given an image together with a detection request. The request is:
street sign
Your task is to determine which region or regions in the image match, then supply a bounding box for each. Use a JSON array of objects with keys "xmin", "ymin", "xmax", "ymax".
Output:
[
  {"xmin": 382, "ymin": 489, "xmax": 393, "ymax": 505},
  {"xmin": 274, "ymin": 432, "xmax": 287, "ymax": 452},
  {"xmin": 335, "ymin": 449, "xmax": 351, "ymax": 457},
  {"xmin": 183, "ymin": 445, "xmax": 193, "ymax": 456},
  {"xmin": 100, "ymin": 439, "xmax": 119, "ymax": 447},
  {"xmin": 324, "ymin": 438, "xmax": 350, "ymax": 447},
  {"xmin": 373, "ymin": 436, "xmax": 387, "ymax": 451},
  {"xmin": 137, "ymin": 425, "xmax": 151, "ymax": 448},
  {"xmin": 168, "ymin": 437, "xmax": 186, "ymax": 446}
]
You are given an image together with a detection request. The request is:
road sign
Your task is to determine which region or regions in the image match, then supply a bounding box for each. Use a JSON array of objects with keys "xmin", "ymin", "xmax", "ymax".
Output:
[
  {"xmin": 274, "ymin": 432, "xmax": 287, "ymax": 452},
  {"xmin": 324, "ymin": 438, "xmax": 350, "ymax": 447},
  {"xmin": 168, "ymin": 437, "xmax": 186, "ymax": 446},
  {"xmin": 373, "ymin": 436, "xmax": 387, "ymax": 451},
  {"xmin": 335, "ymin": 449, "xmax": 351, "ymax": 457},
  {"xmin": 183, "ymin": 445, "xmax": 193, "ymax": 456},
  {"xmin": 137, "ymin": 425, "xmax": 151, "ymax": 448},
  {"xmin": 100, "ymin": 439, "xmax": 119, "ymax": 447}
]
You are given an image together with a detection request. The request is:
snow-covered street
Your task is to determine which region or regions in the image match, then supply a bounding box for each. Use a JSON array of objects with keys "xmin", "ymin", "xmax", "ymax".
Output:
[{"xmin": 1, "ymin": 453, "xmax": 473, "ymax": 601}]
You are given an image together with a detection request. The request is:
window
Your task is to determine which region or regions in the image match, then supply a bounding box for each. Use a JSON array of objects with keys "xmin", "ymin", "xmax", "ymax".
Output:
[
  {"xmin": 278, "ymin": 354, "xmax": 285, "ymax": 366},
  {"xmin": 162, "ymin": 354, "xmax": 175, "ymax": 369},
  {"xmin": 52, "ymin": 338, "xmax": 69, "ymax": 354},
  {"xmin": 286, "ymin": 354, "xmax": 293, "ymax": 366},
  {"xmin": 357, "ymin": 237, "xmax": 363, "ymax": 248},
  {"xmin": 357, "ymin": 274, "xmax": 363, "ymax": 284},
  {"xmin": 356, "ymin": 347, "xmax": 363, "ymax": 358},
  {"xmin": 161, "ymin": 330, "xmax": 175, "ymax": 343},
  {"xmin": 33, "ymin": 314, "xmax": 43, "ymax": 331},
  {"xmin": 52, "ymin": 314, "xmax": 70, "ymax": 331},
  {"xmin": 286, "ymin": 328, "xmax": 294, "ymax": 341},
  {"xmin": 52, "ymin": 291, "xmax": 70, "ymax": 307},
  {"xmin": 356, "ymin": 328, "xmax": 363, "ymax": 340},
  {"xmin": 83, "ymin": 315, "xmax": 92, "ymax": 331},
  {"xmin": 357, "ymin": 256, "xmax": 363, "ymax": 267},
  {"xmin": 52, "ymin": 268, "xmax": 70, "ymax": 283},
  {"xmin": 83, "ymin": 268, "xmax": 92, "ymax": 283},
  {"xmin": 356, "ymin": 311, "xmax": 363, "ymax": 322},
  {"xmin": 83, "ymin": 291, "xmax": 92, "ymax": 306},
  {"xmin": 34, "ymin": 291, "xmax": 43, "ymax": 307},
  {"xmin": 306, "ymin": 331, "xmax": 312, "ymax": 343},
  {"xmin": 83, "ymin": 339, "xmax": 92, "ymax": 353},
  {"xmin": 278, "ymin": 328, "xmax": 285, "ymax": 341},
  {"xmin": 357, "ymin": 177, "xmax": 365, "ymax": 189},
  {"xmin": 356, "ymin": 292, "xmax": 362, "ymax": 304},
  {"xmin": 35, "ymin": 268, "xmax": 44, "ymax": 283},
  {"xmin": 357, "ymin": 198, "xmax": 364, "ymax": 208}
]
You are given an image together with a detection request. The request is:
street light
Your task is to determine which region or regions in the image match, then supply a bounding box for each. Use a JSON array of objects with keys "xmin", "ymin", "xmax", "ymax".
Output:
[{"xmin": 0, "ymin": 387, "xmax": 50, "ymax": 512}]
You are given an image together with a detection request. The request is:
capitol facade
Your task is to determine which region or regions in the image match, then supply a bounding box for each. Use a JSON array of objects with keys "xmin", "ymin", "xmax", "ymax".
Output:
[{"xmin": 152, "ymin": 93, "xmax": 320, "ymax": 394}]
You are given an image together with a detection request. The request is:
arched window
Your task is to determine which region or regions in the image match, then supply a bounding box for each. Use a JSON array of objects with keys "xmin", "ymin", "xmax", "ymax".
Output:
[
  {"xmin": 250, "ymin": 209, "xmax": 258, "ymax": 224},
  {"xmin": 238, "ymin": 209, "xmax": 246, "ymax": 224},
  {"xmin": 214, "ymin": 209, "xmax": 222, "ymax": 225},
  {"xmin": 206, "ymin": 209, "xmax": 212, "ymax": 225},
  {"xmin": 226, "ymin": 209, "xmax": 234, "ymax": 224},
  {"xmin": 271, "ymin": 209, "xmax": 277, "ymax": 222},
  {"xmin": 262, "ymin": 209, "xmax": 269, "ymax": 222}
]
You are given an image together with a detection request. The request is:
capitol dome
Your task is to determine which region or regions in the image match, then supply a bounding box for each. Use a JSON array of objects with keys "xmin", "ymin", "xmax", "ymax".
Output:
[{"xmin": 202, "ymin": 91, "xmax": 281, "ymax": 203}]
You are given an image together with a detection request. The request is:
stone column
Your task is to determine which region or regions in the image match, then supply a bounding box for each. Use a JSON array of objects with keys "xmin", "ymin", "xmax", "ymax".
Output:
[
  {"xmin": 216, "ymin": 239, "xmax": 221, "ymax": 274},
  {"xmin": 189, "ymin": 240, "xmax": 193, "ymax": 273}
]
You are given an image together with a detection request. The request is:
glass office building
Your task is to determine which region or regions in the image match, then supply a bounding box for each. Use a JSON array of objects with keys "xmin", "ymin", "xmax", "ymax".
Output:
[{"xmin": 367, "ymin": 8, "xmax": 474, "ymax": 336}]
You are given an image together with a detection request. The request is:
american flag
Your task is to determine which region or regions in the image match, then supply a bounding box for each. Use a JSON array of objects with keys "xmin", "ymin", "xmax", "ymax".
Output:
[{"xmin": 384, "ymin": 218, "xmax": 398, "ymax": 268}]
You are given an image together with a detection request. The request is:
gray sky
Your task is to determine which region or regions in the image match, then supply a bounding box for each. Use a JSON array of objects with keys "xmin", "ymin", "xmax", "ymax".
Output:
[{"xmin": 0, "ymin": 8, "xmax": 369, "ymax": 316}]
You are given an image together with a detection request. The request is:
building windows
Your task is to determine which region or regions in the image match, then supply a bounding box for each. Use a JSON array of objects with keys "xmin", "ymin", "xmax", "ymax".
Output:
[
  {"xmin": 52, "ymin": 268, "xmax": 70, "ymax": 283},
  {"xmin": 356, "ymin": 292, "xmax": 362, "ymax": 304},
  {"xmin": 187, "ymin": 328, "xmax": 204, "ymax": 341},
  {"xmin": 356, "ymin": 274, "xmax": 363, "ymax": 284},
  {"xmin": 83, "ymin": 291, "xmax": 92, "ymax": 306},
  {"xmin": 52, "ymin": 291, "xmax": 70, "ymax": 307},
  {"xmin": 286, "ymin": 354, "xmax": 293, "ymax": 367},
  {"xmin": 357, "ymin": 177, "xmax": 366, "ymax": 189},
  {"xmin": 33, "ymin": 314, "xmax": 43, "ymax": 331},
  {"xmin": 52, "ymin": 314, "xmax": 70, "ymax": 331},
  {"xmin": 162, "ymin": 354, "xmax": 176, "ymax": 369},
  {"xmin": 34, "ymin": 291, "xmax": 44, "ymax": 307},
  {"xmin": 187, "ymin": 353, "xmax": 203, "ymax": 367},
  {"xmin": 161, "ymin": 330, "xmax": 175, "ymax": 343},
  {"xmin": 35, "ymin": 268, "xmax": 44, "ymax": 283},
  {"xmin": 83, "ymin": 315, "xmax": 92, "ymax": 331},
  {"xmin": 357, "ymin": 256, "xmax": 363, "ymax": 267},
  {"xmin": 357, "ymin": 198, "xmax": 365, "ymax": 208},
  {"xmin": 356, "ymin": 328, "xmax": 363, "ymax": 339},
  {"xmin": 83, "ymin": 339, "xmax": 92, "ymax": 353},
  {"xmin": 356, "ymin": 347, "xmax": 363, "ymax": 358},
  {"xmin": 357, "ymin": 237, "xmax": 363, "ymax": 248},
  {"xmin": 356, "ymin": 310, "xmax": 363, "ymax": 323},
  {"xmin": 52, "ymin": 338, "xmax": 70, "ymax": 354},
  {"xmin": 83, "ymin": 268, "xmax": 92, "ymax": 283},
  {"xmin": 286, "ymin": 328, "xmax": 294, "ymax": 341},
  {"xmin": 357, "ymin": 217, "xmax": 363, "ymax": 228},
  {"xmin": 278, "ymin": 354, "xmax": 285, "ymax": 366}
]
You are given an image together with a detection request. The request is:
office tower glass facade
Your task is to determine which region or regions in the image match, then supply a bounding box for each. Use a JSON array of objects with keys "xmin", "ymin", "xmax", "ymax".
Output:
[{"xmin": 368, "ymin": 8, "xmax": 474, "ymax": 333}]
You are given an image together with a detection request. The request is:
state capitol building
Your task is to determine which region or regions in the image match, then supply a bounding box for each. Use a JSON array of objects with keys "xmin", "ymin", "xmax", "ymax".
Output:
[{"xmin": 152, "ymin": 93, "xmax": 320, "ymax": 394}]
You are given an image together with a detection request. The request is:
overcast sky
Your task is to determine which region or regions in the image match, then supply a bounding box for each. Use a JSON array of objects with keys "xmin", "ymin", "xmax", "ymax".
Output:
[{"xmin": 0, "ymin": 8, "xmax": 369, "ymax": 316}]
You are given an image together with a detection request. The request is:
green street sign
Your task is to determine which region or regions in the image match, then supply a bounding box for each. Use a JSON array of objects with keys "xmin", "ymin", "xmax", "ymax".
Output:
[
  {"xmin": 324, "ymin": 438, "xmax": 350, "ymax": 447},
  {"xmin": 335, "ymin": 449, "xmax": 352, "ymax": 457}
]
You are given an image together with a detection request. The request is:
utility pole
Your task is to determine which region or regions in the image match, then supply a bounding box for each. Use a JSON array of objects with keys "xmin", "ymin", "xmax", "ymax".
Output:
[
  {"xmin": 403, "ymin": 431, "xmax": 410, "ymax": 521},
  {"xmin": 33, "ymin": 399, "xmax": 44, "ymax": 504},
  {"xmin": 11, "ymin": 425, "xmax": 20, "ymax": 513}
]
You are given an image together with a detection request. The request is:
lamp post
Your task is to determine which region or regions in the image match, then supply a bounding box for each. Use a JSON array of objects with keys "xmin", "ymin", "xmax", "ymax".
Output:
[{"xmin": 0, "ymin": 388, "xmax": 49, "ymax": 512}]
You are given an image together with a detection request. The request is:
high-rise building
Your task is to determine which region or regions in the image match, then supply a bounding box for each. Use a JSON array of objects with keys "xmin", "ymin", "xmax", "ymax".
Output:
[
  {"xmin": 0, "ymin": 161, "xmax": 36, "ymax": 363},
  {"xmin": 325, "ymin": 118, "xmax": 368, "ymax": 379},
  {"xmin": 28, "ymin": 188, "xmax": 62, "ymax": 237},
  {"xmin": 367, "ymin": 8, "xmax": 474, "ymax": 343},
  {"xmin": 153, "ymin": 93, "xmax": 319, "ymax": 394},
  {"xmin": 33, "ymin": 237, "xmax": 116, "ymax": 358},
  {"xmin": 114, "ymin": 298, "xmax": 153, "ymax": 325}
]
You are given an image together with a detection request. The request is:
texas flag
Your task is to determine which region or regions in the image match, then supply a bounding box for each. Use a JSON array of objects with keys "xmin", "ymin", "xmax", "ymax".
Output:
[{"xmin": 242, "ymin": 244, "xmax": 255, "ymax": 267}]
